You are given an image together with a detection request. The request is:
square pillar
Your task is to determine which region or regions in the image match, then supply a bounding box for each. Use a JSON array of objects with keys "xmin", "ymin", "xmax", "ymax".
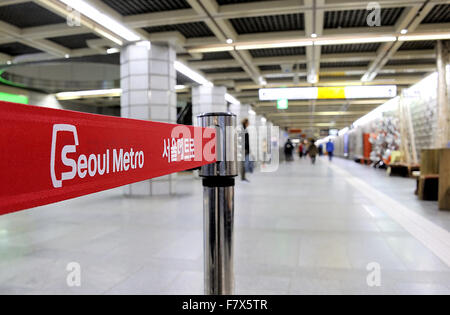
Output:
[
  {"xmin": 120, "ymin": 42, "xmax": 177, "ymax": 196},
  {"xmin": 192, "ymin": 86, "xmax": 227, "ymax": 126}
]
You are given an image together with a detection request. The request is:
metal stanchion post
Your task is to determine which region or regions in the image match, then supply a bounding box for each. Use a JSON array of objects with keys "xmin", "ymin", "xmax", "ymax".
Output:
[{"xmin": 198, "ymin": 113, "xmax": 237, "ymax": 295}]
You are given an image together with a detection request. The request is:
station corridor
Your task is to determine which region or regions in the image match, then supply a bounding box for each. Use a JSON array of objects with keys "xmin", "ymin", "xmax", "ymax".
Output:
[{"xmin": 1, "ymin": 158, "xmax": 449, "ymax": 295}]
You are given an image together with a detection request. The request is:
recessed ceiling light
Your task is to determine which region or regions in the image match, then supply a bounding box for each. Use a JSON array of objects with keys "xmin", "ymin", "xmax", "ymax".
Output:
[
  {"xmin": 400, "ymin": 29, "xmax": 408, "ymax": 35},
  {"xmin": 226, "ymin": 38, "xmax": 234, "ymax": 44},
  {"xmin": 6, "ymin": 60, "xmax": 12, "ymax": 65},
  {"xmin": 311, "ymin": 33, "xmax": 318, "ymax": 38},
  {"xmin": 64, "ymin": 54, "xmax": 70, "ymax": 59}
]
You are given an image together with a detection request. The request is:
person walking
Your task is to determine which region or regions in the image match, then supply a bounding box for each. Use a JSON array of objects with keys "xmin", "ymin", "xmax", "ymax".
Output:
[
  {"xmin": 241, "ymin": 119, "xmax": 251, "ymax": 182},
  {"xmin": 298, "ymin": 143, "xmax": 304, "ymax": 159},
  {"xmin": 284, "ymin": 139, "xmax": 294, "ymax": 161},
  {"xmin": 326, "ymin": 139, "xmax": 335, "ymax": 161},
  {"xmin": 308, "ymin": 140, "xmax": 319, "ymax": 165}
]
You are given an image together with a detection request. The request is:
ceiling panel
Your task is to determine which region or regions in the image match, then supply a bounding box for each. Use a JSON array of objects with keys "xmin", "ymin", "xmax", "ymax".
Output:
[
  {"xmin": 0, "ymin": 42, "xmax": 42, "ymax": 56},
  {"xmin": 0, "ymin": 2, "xmax": 65, "ymax": 28},
  {"xmin": 322, "ymin": 43, "xmax": 380, "ymax": 54},
  {"xmin": 324, "ymin": 7, "xmax": 404, "ymax": 28},
  {"xmin": 398, "ymin": 41, "xmax": 436, "ymax": 51},
  {"xmin": 144, "ymin": 22, "xmax": 214, "ymax": 38},
  {"xmin": 259, "ymin": 65, "xmax": 281, "ymax": 71},
  {"xmin": 250, "ymin": 47, "xmax": 306, "ymax": 58},
  {"xmin": 230, "ymin": 13, "xmax": 305, "ymax": 34},
  {"xmin": 100, "ymin": 0, "xmax": 191, "ymax": 16},
  {"xmin": 203, "ymin": 67, "xmax": 244, "ymax": 74},
  {"xmin": 47, "ymin": 33, "xmax": 101, "ymax": 50},
  {"xmin": 321, "ymin": 61, "xmax": 370, "ymax": 68},
  {"xmin": 422, "ymin": 4, "xmax": 450, "ymax": 24},
  {"xmin": 201, "ymin": 51, "xmax": 233, "ymax": 60},
  {"xmin": 386, "ymin": 59, "xmax": 436, "ymax": 66}
]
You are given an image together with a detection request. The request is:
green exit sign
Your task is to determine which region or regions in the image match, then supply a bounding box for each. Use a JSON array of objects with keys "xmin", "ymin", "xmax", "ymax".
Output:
[
  {"xmin": 0, "ymin": 91, "xmax": 29, "ymax": 104},
  {"xmin": 277, "ymin": 98, "xmax": 288, "ymax": 109}
]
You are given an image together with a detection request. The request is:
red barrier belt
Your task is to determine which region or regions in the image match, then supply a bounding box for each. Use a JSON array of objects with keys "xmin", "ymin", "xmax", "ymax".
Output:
[{"xmin": 0, "ymin": 101, "xmax": 216, "ymax": 215}]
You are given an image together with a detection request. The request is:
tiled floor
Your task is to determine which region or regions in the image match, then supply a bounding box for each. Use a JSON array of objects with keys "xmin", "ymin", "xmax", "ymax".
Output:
[{"xmin": 0, "ymin": 156, "xmax": 450, "ymax": 295}]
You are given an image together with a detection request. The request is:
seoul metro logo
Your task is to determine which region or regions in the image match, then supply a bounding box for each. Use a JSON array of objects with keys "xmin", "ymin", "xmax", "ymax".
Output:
[{"xmin": 50, "ymin": 124, "xmax": 145, "ymax": 188}]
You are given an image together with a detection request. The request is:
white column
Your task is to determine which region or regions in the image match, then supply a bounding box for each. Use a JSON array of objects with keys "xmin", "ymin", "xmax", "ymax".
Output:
[
  {"xmin": 120, "ymin": 42, "xmax": 177, "ymax": 196},
  {"xmin": 192, "ymin": 86, "xmax": 227, "ymax": 125},
  {"xmin": 229, "ymin": 103, "xmax": 251, "ymax": 126}
]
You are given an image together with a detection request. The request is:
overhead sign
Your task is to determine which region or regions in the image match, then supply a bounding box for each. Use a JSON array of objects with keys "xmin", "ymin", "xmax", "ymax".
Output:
[
  {"xmin": 277, "ymin": 98, "xmax": 288, "ymax": 109},
  {"xmin": 259, "ymin": 85, "xmax": 397, "ymax": 100},
  {"xmin": 0, "ymin": 101, "xmax": 216, "ymax": 215}
]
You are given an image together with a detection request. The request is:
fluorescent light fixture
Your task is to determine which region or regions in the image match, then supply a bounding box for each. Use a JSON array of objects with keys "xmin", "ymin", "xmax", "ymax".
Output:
[
  {"xmin": 174, "ymin": 61, "xmax": 213, "ymax": 87},
  {"xmin": 189, "ymin": 36, "xmax": 396, "ymax": 53},
  {"xmin": 311, "ymin": 33, "xmax": 318, "ymax": 38},
  {"xmin": 55, "ymin": 88, "xmax": 122, "ymax": 100},
  {"xmin": 225, "ymin": 93, "xmax": 241, "ymax": 105},
  {"xmin": 399, "ymin": 33, "xmax": 450, "ymax": 41},
  {"xmin": 248, "ymin": 109, "xmax": 256, "ymax": 115},
  {"xmin": 106, "ymin": 47, "xmax": 120, "ymax": 54},
  {"xmin": 58, "ymin": 0, "xmax": 141, "ymax": 42},
  {"xmin": 259, "ymin": 85, "xmax": 397, "ymax": 100},
  {"xmin": 235, "ymin": 40, "xmax": 313, "ymax": 51},
  {"xmin": 226, "ymin": 38, "xmax": 234, "ymax": 44},
  {"xmin": 175, "ymin": 85, "xmax": 187, "ymax": 90},
  {"xmin": 400, "ymin": 29, "xmax": 408, "ymax": 35},
  {"xmin": 314, "ymin": 36, "xmax": 396, "ymax": 46}
]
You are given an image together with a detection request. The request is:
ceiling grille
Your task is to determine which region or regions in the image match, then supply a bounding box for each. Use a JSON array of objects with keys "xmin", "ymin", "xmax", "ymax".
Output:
[
  {"xmin": 325, "ymin": 7, "xmax": 404, "ymax": 28},
  {"xmin": 203, "ymin": 67, "xmax": 244, "ymax": 74},
  {"xmin": 386, "ymin": 59, "xmax": 436, "ymax": 66},
  {"xmin": 101, "ymin": 0, "xmax": 191, "ymax": 16},
  {"xmin": 144, "ymin": 22, "xmax": 214, "ymax": 38},
  {"xmin": 322, "ymin": 43, "xmax": 380, "ymax": 54},
  {"xmin": 0, "ymin": 2, "xmax": 65, "ymax": 28},
  {"xmin": 201, "ymin": 52, "xmax": 233, "ymax": 60},
  {"xmin": 231, "ymin": 13, "xmax": 305, "ymax": 34},
  {"xmin": 0, "ymin": 42, "xmax": 42, "ymax": 56},
  {"xmin": 399, "ymin": 41, "xmax": 436, "ymax": 51},
  {"xmin": 422, "ymin": 4, "xmax": 450, "ymax": 23},
  {"xmin": 321, "ymin": 61, "xmax": 370, "ymax": 68},
  {"xmin": 259, "ymin": 65, "xmax": 281, "ymax": 71},
  {"xmin": 48, "ymin": 33, "xmax": 101, "ymax": 50},
  {"xmin": 250, "ymin": 47, "xmax": 306, "ymax": 58}
]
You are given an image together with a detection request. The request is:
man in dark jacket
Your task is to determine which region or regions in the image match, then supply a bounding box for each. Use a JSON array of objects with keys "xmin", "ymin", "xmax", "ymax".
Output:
[
  {"xmin": 284, "ymin": 139, "xmax": 294, "ymax": 161},
  {"xmin": 241, "ymin": 119, "xmax": 250, "ymax": 182}
]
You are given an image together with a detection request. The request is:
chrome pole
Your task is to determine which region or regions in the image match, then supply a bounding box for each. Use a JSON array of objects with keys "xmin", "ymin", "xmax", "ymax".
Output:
[{"xmin": 198, "ymin": 113, "xmax": 237, "ymax": 295}]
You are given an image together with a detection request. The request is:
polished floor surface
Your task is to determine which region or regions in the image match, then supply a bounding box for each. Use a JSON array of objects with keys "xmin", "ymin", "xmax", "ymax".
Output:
[{"xmin": 1, "ymin": 156, "xmax": 450, "ymax": 295}]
